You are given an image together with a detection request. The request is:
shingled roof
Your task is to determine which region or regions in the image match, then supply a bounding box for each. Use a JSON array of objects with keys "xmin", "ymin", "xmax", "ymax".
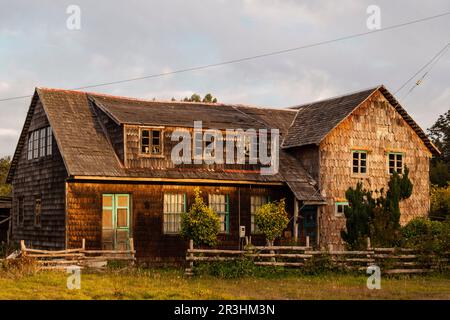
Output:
[
  {"xmin": 7, "ymin": 88, "xmax": 323, "ymax": 203},
  {"xmin": 282, "ymin": 85, "xmax": 440, "ymax": 155}
]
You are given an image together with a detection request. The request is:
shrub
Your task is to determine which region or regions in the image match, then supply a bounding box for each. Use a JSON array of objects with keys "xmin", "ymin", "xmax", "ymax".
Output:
[
  {"xmin": 430, "ymin": 184, "xmax": 450, "ymax": 220},
  {"xmin": 254, "ymin": 199, "xmax": 289, "ymax": 245},
  {"xmin": 194, "ymin": 258, "xmax": 257, "ymax": 279},
  {"xmin": 180, "ymin": 187, "xmax": 221, "ymax": 247},
  {"xmin": 401, "ymin": 217, "xmax": 450, "ymax": 254},
  {"xmin": 0, "ymin": 256, "xmax": 38, "ymax": 278}
]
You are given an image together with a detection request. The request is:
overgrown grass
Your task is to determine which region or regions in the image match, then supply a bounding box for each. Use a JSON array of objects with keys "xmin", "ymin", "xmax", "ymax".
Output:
[{"xmin": 0, "ymin": 265, "xmax": 449, "ymax": 300}]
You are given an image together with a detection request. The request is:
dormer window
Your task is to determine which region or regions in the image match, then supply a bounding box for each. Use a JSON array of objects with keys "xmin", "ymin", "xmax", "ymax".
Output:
[{"xmin": 140, "ymin": 128, "xmax": 163, "ymax": 156}]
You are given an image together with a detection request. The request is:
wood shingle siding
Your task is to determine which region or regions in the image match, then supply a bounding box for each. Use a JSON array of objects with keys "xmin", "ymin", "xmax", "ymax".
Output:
[
  {"xmin": 66, "ymin": 181, "xmax": 293, "ymax": 262},
  {"xmin": 10, "ymin": 101, "xmax": 67, "ymax": 249}
]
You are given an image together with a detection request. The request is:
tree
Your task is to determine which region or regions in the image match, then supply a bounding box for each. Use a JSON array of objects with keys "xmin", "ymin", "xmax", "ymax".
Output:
[
  {"xmin": 182, "ymin": 93, "xmax": 218, "ymax": 103},
  {"xmin": 341, "ymin": 182, "xmax": 375, "ymax": 249},
  {"xmin": 428, "ymin": 109, "xmax": 450, "ymax": 186},
  {"xmin": 0, "ymin": 156, "xmax": 11, "ymax": 197},
  {"xmin": 341, "ymin": 166, "xmax": 413, "ymax": 249},
  {"xmin": 180, "ymin": 187, "xmax": 220, "ymax": 247},
  {"xmin": 202, "ymin": 93, "xmax": 217, "ymax": 103},
  {"xmin": 254, "ymin": 199, "xmax": 289, "ymax": 245}
]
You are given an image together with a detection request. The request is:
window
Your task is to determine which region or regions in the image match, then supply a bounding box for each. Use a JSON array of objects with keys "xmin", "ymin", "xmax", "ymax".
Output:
[
  {"xmin": 209, "ymin": 194, "xmax": 229, "ymax": 233},
  {"xmin": 16, "ymin": 197, "xmax": 24, "ymax": 227},
  {"xmin": 352, "ymin": 150, "xmax": 367, "ymax": 174},
  {"xmin": 388, "ymin": 152, "xmax": 403, "ymax": 174},
  {"xmin": 335, "ymin": 201, "xmax": 349, "ymax": 217},
  {"xmin": 163, "ymin": 193, "xmax": 186, "ymax": 234},
  {"xmin": 27, "ymin": 126, "xmax": 52, "ymax": 160},
  {"xmin": 141, "ymin": 128, "xmax": 163, "ymax": 156},
  {"xmin": 251, "ymin": 195, "xmax": 268, "ymax": 233},
  {"xmin": 46, "ymin": 127, "xmax": 52, "ymax": 155},
  {"xmin": 34, "ymin": 197, "xmax": 42, "ymax": 226},
  {"xmin": 32, "ymin": 130, "xmax": 39, "ymax": 159}
]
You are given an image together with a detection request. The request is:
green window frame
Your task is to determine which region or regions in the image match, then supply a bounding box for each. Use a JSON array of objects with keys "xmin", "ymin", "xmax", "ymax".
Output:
[
  {"xmin": 163, "ymin": 193, "xmax": 186, "ymax": 234},
  {"xmin": 352, "ymin": 150, "xmax": 367, "ymax": 174},
  {"xmin": 250, "ymin": 195, "xmax": 269, "ymax": 234},
  {"xmin": 335, "ymin": 201, "xmax": 349, "ymax": 217},
  {"xmin": 208, "ymin": 194, "xmax": 230, "ymax": 234},
  {"xmin": 387, "ymin": 152, "xmax": 403, "ymax": 174}
]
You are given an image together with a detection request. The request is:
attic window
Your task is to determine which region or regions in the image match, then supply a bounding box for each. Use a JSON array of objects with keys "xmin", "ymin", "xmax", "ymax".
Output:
[
  {"xmin": 141, "ymin": 128, "xmax": 163, "ymax": 156},
  {"xmin": 27, "ymin": 126, "xmax": 52, "ymax": 160}
]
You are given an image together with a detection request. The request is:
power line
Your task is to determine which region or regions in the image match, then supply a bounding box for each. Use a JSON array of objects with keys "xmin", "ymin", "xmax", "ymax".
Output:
[
  {"xmin": 1, "ymin": 10, "xmax": 450, "ymax": 103},
  {"xmin": 395, "ymin": 42, "xmax": 450, "ymax": 95},
  {"xmin": 397, "ymin": 42, "xmax": 450, "ymax": 101}
]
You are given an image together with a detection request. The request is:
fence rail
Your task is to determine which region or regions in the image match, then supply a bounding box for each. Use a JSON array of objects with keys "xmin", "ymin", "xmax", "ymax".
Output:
[
  {"xmin": 18, "ymin": 239, "xmax": 136, "ymax": 270},
  {"xmin": 185, "ymin": 237, "xmax": 449, "ymax": 276}
]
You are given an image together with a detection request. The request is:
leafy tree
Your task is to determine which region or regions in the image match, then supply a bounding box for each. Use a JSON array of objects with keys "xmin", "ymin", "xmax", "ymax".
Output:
[
  {"xmin": 180, "ymin": 187, "xmax": 220, "ymax": 247},
  {"xmin": 430, "ymin": 185, "xmax": 450, "ymax": 220},
  {"xmin": 182, "ymin": 93, "xmax": 218, "ymax": 103},
  {"xmin": 428, "ymin": 110, "xmax": 450, "ymax": 186},
  {"xmin": 202, "ymin": 93, "xmax": 218, "ymax": 103},
  {"xmin": 0, "ymin": 156, "xmax": 11, "ymax": 197},
  {"xmin": 254, "ymin": 199, "xmax": 289, "ymax": 245}
]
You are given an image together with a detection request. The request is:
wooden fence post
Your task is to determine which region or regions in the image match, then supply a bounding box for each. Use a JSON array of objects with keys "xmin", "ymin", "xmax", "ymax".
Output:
[
  {"xmin": 306, "ymin": 236, "xmax": 310, "ymax": 248},
  {"xmin": 20, "ymin": 240, "xmax": 26, "ymax": 255},
  {"xmin": 367, "ymin": 237, "xmax": 371, "ymax": 250},
  {"xmin": 81, "ymin": 238, "xmax": 86, "ymax": 251}
]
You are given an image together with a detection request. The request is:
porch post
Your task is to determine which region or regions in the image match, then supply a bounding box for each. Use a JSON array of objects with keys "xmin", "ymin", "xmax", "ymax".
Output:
[{"xmin": 293, "ymin": 199, "xmax": 299, "ymax": 241}]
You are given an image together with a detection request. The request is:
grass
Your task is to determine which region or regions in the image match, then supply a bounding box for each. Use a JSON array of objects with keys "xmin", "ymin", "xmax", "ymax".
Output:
[{"xmin": 0, "ymin": 267, "xmax": 449, "ymax": 300}]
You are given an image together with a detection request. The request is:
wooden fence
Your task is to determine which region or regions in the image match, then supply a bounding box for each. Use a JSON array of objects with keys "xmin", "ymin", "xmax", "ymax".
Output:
[
  {"xmin": 19, "ymin": 239, "xmax": 136, "ymax": 270},
  {"xmin": 185, "ymin": 238, "xmax": 449, "ymax": 276}
]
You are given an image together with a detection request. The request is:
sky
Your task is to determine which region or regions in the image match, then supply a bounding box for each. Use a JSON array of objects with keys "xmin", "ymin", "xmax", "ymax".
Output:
[{"xmin": 0, "ymin": 0, "xmax": 449, "ymax": 158}]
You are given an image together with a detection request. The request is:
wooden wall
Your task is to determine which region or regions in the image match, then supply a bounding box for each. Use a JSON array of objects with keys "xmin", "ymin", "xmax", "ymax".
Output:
[
  {"xmin": 124, "ymin": 125, "xmax": 262, "ymax": 172},
  {"xmin": 66, "ymin": 181, "xmax": 294, "ymax": 262},
  {"xmin": 11, "ymin": 101, "xmax": 68, "ymax": 249},
  {"xmin": 317, "ymin": 91, "xmax": 431, "ymax": 249}
]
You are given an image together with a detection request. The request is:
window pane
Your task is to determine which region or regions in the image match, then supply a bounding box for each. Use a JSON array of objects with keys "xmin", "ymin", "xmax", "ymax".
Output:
[
  {"xmin": 152, "ymin": 130, "xmax": 160, "ymax": 138},
  {"xmin": 117, "ymin": 209, "xmax": 128, "ymax": 228},
  {"xmin": 117, "ymin": 195, "xmax": 128, "ymax": 207},
  {"xmin": 102, "ymin": 209, "xmax": 113, "ymax": 228},
  {"xmin": 360, "ymin": 152, "xmax": 366, "ymax": 159},
  {"xmin": 102, "ymin": 195, "xmax": 113, "ymax": 207},
  {"xmin": 142, "ymin": 130, "xmax": 149, "ymax": 138}
]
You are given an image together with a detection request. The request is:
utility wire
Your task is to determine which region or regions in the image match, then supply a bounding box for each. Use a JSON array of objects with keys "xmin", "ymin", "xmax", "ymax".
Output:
[
  {"xmin": 395, "ymin": 42, "xmax": 450, "ymax": 95},
  {"xmin": 1, "ymin": 10, "xmax": 450, "ymax": 103}
]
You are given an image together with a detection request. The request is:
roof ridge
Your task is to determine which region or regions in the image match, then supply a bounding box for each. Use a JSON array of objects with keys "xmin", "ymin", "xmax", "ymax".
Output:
[
  {"xmin": 36, "ymin": 87, "xmax": 295, "ymax": 112},
  {"xmin": 289, "ymin": 85, "xmax": 382, "ymax": 110}
]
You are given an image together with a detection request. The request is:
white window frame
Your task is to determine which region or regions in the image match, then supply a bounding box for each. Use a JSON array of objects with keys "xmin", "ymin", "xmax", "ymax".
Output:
[
  {"xmin": 250, "ymin": 195, "xmax": 268, "ymax": 234},
  {"xmin": 163, "ymin": 193, "xmax": 186, "ymax": 234},
  {"xmin": 335, "ymin": 201, "xmax": 349, "ymax": 217}
]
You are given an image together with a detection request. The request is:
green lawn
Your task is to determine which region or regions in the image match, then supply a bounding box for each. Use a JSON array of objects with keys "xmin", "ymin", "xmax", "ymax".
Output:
[{"xmin": 0, "ymin": 268, "xmax": 449, "ymax": 300}]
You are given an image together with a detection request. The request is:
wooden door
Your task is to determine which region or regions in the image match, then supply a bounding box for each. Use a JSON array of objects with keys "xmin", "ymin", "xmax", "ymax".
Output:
[{"xmin": 102, "ymin": 194, "xmax": 131, "ymax": 250}]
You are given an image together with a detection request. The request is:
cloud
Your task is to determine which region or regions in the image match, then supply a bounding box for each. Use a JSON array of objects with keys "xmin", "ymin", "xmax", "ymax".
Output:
[{"xmin": 0, "ymin": 0, "xmax": 449, "ymax": 157}]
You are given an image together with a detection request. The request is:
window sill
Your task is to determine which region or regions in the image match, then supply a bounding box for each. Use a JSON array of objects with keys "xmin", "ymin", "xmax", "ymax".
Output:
[{"xmin": 139, "ymin": 154, "xmax": 165, "ymax": 159}]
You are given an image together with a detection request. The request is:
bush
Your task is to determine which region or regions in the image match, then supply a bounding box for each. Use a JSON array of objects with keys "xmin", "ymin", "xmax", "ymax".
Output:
[
  {"xmin": 180, "ymin": 188, "xmax": 221, "ymax": 247},
  {"xmin": 254, "ymin": 199, "xmax": 289, "ymax": 245},
  {"xmin": 0, "ymin": 256, "xmax": 38, "ymax": 278},
  {"xmin": 401, "ymin": 217, "xmax": 450, "ymax": 253},
  {"xmin": 430, "ymin": 184, "xmax": 450, "ymax": 220}
]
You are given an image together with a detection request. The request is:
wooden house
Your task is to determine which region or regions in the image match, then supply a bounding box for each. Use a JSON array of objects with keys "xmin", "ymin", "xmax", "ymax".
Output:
[{"xmin": 6, "ymin": 85, "xmax": 439, "ymax": 261}]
